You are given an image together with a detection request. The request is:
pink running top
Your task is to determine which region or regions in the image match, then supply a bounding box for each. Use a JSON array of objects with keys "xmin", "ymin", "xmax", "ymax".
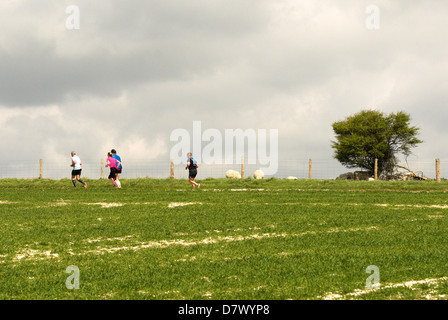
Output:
[{"xmin": 107, "ymin": 157, "xmax": 118, "ymax": 169}]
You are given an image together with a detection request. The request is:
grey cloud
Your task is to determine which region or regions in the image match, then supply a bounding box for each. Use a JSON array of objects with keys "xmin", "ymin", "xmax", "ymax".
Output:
[
  {"xmin": 0, "ymin": 0, "xmax": 270, "ymax": 107},
  {"xmin": 1, "ymin": 0, "xmax": 447, "ymax": 167}
]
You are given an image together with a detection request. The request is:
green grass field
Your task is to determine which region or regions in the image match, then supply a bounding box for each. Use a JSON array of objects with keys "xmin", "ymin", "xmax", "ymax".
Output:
[{"xmin": 1, "ymin": 178, "xmax": 448, "ymax": 300}]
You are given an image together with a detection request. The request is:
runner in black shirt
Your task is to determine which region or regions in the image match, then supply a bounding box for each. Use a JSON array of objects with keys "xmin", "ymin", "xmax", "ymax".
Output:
[{"xmin": 185, "ymin": 152, "xmax": 200, "ymax": 189}]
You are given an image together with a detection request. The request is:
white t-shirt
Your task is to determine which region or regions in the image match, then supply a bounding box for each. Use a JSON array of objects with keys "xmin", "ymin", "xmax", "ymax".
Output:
[{"xmin": 71, "ymin": 155, "xmax": 82, "ymax": 170}]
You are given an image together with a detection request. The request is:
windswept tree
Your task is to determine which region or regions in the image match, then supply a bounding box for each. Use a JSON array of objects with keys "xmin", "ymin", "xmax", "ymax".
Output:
[{"xmin": 331, "ymin": 110, "xmax": 422, "ymax": 176}]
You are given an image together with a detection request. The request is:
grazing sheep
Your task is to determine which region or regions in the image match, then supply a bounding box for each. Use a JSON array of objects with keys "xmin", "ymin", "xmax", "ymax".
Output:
[
  {"xmin": 253, "ymin": 170, "xmax": 264, "ymax": 179},
  {"xmin": 286, "ymin": 176, "xmax": 298, "ymax": 180},
  {"xmin": 336, "ymin": 172, "xmax": 354, "ymax": 180},
  {"xmin": 226, "ymin": 170, "xmax": 241, "ymax": 179}
]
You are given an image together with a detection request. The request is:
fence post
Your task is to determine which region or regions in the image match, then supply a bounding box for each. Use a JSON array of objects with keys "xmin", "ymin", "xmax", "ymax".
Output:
[
  {"xmin": 100, "ymin": 159, "xmax": 104, "ymax": 179},
  {"xmin": 374, "ymin": 159, "xmax": 378, "ymax": 181},
  {"xmin": 39, "ymin": 159, "xmax": 43, "ymax": 179},
  {"xmin": 241, "ymin": 156, "xmax": 245, "ymax": 179},
  {"xmin": 309, "ymin": 159, "xmax": 312, "ymax": 180},
  {"xmin": 436, "ymin": 158, "xmax": 441, "ymax": 183},
  {"xmin": 170, "ymin": 159, "xmax": 174, "ymax": 179}
]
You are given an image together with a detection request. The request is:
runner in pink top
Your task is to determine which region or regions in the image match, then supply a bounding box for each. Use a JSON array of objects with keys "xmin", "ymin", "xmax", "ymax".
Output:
[
  {"xmin": 105, "ymin": 152, "xmax": 121, "ymax": 187},
  {"xmin": 107, "ymin": 156, "xmax": 118, "ymax": 169}
]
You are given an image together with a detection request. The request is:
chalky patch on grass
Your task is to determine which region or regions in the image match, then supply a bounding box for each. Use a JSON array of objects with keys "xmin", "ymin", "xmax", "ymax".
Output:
[
  {"xmin": 86, "ymin": 202, "xmax": 123, "ymax": 208},
  {"xmin": 168, "ymin": 202, "xmax": 202, "ymax": 208},
  {"xmin": 320, "ymin": 277, "xmax": 448, "ymax": 300}
]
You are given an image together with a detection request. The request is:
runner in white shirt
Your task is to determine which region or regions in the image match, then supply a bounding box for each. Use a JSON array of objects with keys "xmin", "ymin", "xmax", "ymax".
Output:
[{"xmin": 70, "ymin": 151, "xmax": 87, "ymax": 188}]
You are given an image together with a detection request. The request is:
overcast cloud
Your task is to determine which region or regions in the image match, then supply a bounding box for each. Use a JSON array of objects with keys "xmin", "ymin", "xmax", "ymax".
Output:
[{"xmin": 0, "ymin": 0, "xmax": 447, "ymax": 170}]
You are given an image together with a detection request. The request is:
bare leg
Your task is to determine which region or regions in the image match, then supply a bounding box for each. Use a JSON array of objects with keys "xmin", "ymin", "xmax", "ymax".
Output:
[
  {"xmin": 110, "ymin": 178, "xmax": 117, "ymax": 187},
  {"xmin": 115, "ymin": 174, "xmax": 121, "ymax": 188},
  {"xmin": 76, "ymin": 175, "xmax": 87, "ymax": 188},
  {"xmin": 189, "ymin": 178, "xmax": 198, "ymax": 188}
]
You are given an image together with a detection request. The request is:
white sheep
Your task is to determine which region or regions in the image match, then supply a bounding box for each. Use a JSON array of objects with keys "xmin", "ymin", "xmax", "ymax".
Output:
[
  {"xmin": 226, "ymin": 170, "xmax": 241, "ymax": 179},
  {"xmin": 286, "ymin": 176, "xmax": 298, "ymax": 180},
  {"xmin": 253, "ymin": 169, "xmax": 264, "ymax": 179}
]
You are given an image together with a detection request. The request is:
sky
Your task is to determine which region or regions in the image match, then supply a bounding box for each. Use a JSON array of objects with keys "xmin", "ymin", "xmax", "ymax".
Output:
[{"xmin": 0, "ymin": 0, "xmax": 447, "ymax": 173}]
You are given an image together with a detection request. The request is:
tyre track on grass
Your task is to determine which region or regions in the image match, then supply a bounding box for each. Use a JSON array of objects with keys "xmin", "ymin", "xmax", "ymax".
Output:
[
  {"xmin": 2, "ymin": 225, "xmax": 379, "ymax": 263},
  {"xmin": 319, "ymin": 276, "xmax": 448, "ymax": 300},
  {"xmin": 72, "ymin": 225, "xmax": 379, "ymax": 257}
]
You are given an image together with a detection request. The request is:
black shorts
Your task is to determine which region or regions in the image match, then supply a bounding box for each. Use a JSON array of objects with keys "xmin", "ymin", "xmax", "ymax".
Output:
[
  {"xmin": 116, "ymin": 168, "xmax": 122, "ymax": 174},
  {"xmin": 189, "ymin": 169, "xmax": 197, "ymax": 179},
  {"xmin": 108, "ymin": 167, "xmax": 117, "ymax": 179},
  {"xmin": 72, "ymin": 169, "xmax": 82, "ymax": 176}
]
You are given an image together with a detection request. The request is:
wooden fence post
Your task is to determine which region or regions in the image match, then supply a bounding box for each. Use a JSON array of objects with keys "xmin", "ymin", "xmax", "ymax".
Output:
[
  {"xmin": 100, "ymin": 159, "xmax": 104, "ymax": 179},
  {"xmin": 39, "ymin": 159, "xmax": 43, "ymax": 179},
  {"xmin": 170, "ymin": 159, "xmax": 174, "ymax": 179},
  {"xmin": 374, "ymin": 159, "xmax": 378, "ymax": 181},
  {"xmin": 309, "ymin": 159, "xmax": 312, "ymax": 180},
  {"xmin": 241, "ymin": 156, "xmax": 245, "ymax": 179},
  {"xmin": 436, "ymin": 158, "xmax": 441, "ymax": 183}
]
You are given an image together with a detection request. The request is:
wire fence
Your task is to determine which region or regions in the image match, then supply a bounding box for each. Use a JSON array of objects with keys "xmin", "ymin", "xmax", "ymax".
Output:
[{"xmin": 0, "ymin": 158, "xmax": 447, "ymax": 180}]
